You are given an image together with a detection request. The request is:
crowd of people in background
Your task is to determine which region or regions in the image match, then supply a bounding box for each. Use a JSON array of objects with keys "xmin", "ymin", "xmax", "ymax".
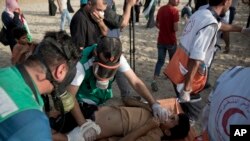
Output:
[{"xmin": 1, "ymin": 0, "xmax": 250, "ymax": 141}]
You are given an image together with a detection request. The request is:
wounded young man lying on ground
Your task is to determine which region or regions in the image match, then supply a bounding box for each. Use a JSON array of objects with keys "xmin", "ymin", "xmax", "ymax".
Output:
[{"xmin": 51, "ymin": 97, "xmax": 190, "ymax": 141}]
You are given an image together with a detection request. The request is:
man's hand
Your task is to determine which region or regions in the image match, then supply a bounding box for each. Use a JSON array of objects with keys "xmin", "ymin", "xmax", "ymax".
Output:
[
  {"xmin": 90, "ymin": 10, "xmax": 104, "ymax": 24},
  {"xmin": 151, "ymin": 103, "xmax": 171, "ymax": 122},
  {"xmin": 126, "ymin": 0, "xmax": 137, "ymax": 6},
  {"xmin": 80, "ymin": 119, "xmax": 101, "ymax": 141},
  {"xmin": 241, "ymin": 27, "xmax": 250, "ymax": 36}
]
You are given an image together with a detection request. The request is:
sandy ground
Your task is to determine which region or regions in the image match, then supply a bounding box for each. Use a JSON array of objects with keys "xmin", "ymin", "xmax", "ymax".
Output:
[{"xmin": 1, "ymin": 0, "xmax": 250, "ymax": 135}]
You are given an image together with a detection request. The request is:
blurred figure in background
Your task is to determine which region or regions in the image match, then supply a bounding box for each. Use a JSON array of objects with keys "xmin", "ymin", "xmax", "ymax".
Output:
[
  {"xmin": 2, "ymin": 0, "xmax": 32, "ymax": 51},
  {"xmin": 151, "ymin": 0, "xmax": 180, "ymax": 92},
  {"xmin": 57, "ymin": 0, "xmax": 72, "ymax": 31}
]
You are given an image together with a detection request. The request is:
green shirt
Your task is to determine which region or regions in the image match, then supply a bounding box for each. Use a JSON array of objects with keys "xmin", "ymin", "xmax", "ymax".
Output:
[
  {"xmin": 0, "ymin": 66, "xmax": 44, "ymax": 122},
  {"xmin": 76, "ymin": 45, "xmax": 114, "ymax": 105}
]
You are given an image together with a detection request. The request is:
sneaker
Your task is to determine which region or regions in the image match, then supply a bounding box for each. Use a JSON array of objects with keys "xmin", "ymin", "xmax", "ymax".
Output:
[
  {"xmin": 190, "ymin": 94, "xmax": 202, "ymax": 103},
  {"xmin": 151, "ymin": 81, "xmax": 158, "ymax": 92}
]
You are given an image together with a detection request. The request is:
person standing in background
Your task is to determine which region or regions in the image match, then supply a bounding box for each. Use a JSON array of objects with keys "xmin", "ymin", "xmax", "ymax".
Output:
[
  {"xmin": 151, "ymin": 0, "xmax": 180, "ymax": 92},
  {"xmin": 67, "ymin": 0, "xmax": 74, "ymax": 13},
  {"xmin": 229, "ymin": 0, "xmax": 239, "ymax": 24},
  {"xmin": 57, "ymin": 0, "xmax": 72, "ymax": 31},
  {"xmin": 48, "ymin": 0, "xmax": 58, "ymax": 16},
  {"xmin": 134, "ymin": 0, "xmax": 142, "ymax": 23},
  {"xmin": 2, "ymin": 0, "xmax": 32, "ymax": 51},
  {"xmin": 242, "ymin": 0, "xmax": 250, "ymax": 27},
  {"xmin": 144, "ymin": 0, "xmax": 157, "ymax": 28}
]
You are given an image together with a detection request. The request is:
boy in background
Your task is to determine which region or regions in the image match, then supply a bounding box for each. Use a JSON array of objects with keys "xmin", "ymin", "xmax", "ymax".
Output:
[{"xmin": 11, "ymin": 27, "xmax": 36, "ymax": 64}]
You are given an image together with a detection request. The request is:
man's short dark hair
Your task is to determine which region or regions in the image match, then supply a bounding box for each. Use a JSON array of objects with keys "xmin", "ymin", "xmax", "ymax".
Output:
[
  {"xmin": 209, "ymin": 0, "xmax": 224, "ymax": 6},
  {"xmin": 96, "ymin": 36, "xmax": 122, "ymax": 62},
  {"xmin": 161, "ymin": 113, "xmax": 190, "ymax": 140},
  {"xmin": 25, "ymin": 31, "xmax": 81, "ymax": 69},
  {"xmin": 89, "ymin": 0, "xmax": 107, "ymax": 5},
  {"xmin": 12, "ymin": 27, "xmax": 27, "ymax": 40}
]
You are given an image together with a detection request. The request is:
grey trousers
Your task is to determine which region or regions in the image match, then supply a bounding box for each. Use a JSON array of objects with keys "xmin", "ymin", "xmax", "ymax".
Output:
[{"xmin": 115, "ymin": 71, "xmax": 132, "ymax": 97}]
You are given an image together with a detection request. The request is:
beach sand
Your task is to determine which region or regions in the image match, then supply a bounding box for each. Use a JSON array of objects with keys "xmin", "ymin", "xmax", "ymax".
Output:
[{"xmin": 1, "ymin": 0, "xmax": 250, "ymax": 135}]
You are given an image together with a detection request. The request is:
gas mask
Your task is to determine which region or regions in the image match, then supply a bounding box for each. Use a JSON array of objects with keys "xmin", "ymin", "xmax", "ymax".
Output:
[
  {"xmin": 93, "ymin": 37, "xmax": 122, "ymax": 90},
  {"xmin": 35, "ymin": 36, "xmax": 80, "ymax": 114},
  {"xmin": 93, "ymin": 61, "xmax": 120, "ymax": 89}
]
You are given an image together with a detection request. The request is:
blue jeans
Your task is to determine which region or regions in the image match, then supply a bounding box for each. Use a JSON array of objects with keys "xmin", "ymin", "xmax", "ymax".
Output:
[
  {"xmin": 60, "ymin": 9, "xmax": 71, "ymax": 31},
  {"xmin": 154, "ymin": 44, "xmax": 176, "ymax": 76}
]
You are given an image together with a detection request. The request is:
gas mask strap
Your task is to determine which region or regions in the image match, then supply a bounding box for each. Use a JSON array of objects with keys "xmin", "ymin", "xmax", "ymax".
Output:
[
  {"xmin": 16, "ymin": 64, "xmax": 40, "ymax": 105},
  {"xmin": 34, "ymin": 52, "xmax": 66, "ymax": 114}
]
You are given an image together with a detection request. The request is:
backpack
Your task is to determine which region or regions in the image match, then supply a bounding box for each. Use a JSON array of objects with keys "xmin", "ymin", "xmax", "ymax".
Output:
[{"xmin": 0, "ymin": 26, "xmax": 9, "ymax": 46}]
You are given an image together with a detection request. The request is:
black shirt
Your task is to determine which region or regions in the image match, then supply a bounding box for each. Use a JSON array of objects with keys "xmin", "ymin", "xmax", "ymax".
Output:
[{"xmin": 70, "ymin": 7, "xmax": 102, "ymax": 49}]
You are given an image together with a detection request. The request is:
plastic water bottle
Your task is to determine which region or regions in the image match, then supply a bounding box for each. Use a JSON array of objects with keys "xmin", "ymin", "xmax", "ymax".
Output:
[{"xmin": 198, "ymin": 63, "xmax": 206, "ymax": 76}]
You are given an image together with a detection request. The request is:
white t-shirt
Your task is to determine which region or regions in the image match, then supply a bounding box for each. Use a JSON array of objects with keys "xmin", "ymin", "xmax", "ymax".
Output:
[
  {"xmin": 71, "ymin": 55, "xmax": 131, "ymax": 86},
  {"xmin": 206, "ymin": 66, "xmax": 250, "ymax": 141},
  {"xmin": 180, "ymin": 8, "xmax": 221, "ymax": 66},
  {"xmin": 60, "ymin": 0, "xmax": 67, "ymax": 10},
  {"xmin": 199, "ymin": 4, "xmax": 230, "ymax": 46}
]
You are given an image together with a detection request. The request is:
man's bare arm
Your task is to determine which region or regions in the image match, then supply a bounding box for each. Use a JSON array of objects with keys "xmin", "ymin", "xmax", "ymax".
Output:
[
  {"xmin": 123, "ymin": 69, "xmax": 157, "ymax": 106},
  {"xmin": 122, "ymin": 96, "xmax": 152, "ymax": 112},
  {"xmin": 220, "ymin": 23, "xmax": 242, "ymax": 32},
  {"xmin": 120, "ymin": 0, "xmax": 137, "ymax": 29}
]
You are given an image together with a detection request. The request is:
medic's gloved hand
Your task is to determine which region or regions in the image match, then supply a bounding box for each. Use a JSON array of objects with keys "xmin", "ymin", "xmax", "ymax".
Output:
[
  {"xmin": 151, "ymin": 103, "xmax": 170, "ymax": 122},
  {"xmin": 241, "ymin": 27, "xmax": 250, "ymax": 36},
  {"xmin": 80, "ymin": 119, "xmax": 101, "ymax": 141},
  {"xmin": 67, "ymin": 127, "xmax": 85, "ymax": 141}
]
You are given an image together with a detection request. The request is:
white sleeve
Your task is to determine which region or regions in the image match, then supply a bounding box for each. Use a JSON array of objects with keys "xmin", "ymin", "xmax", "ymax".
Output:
[
  {"xmin": 221, "ymin": 10, "xmax": 230, "ymax": 24},
  {"xmin": 189, "ymin": 24, "xmax": 217, "ymax": 61},
  {"xmin": 118, "ymin": 55, "xmax": 131, "ymax": 73},
  {"xmin": 71, "ymin": 62, "xmax": 85, "ymax": 86}
]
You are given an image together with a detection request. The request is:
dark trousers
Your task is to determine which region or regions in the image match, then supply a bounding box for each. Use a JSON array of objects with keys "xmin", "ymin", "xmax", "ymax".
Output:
[
  {"xmin": 134, "ymin": 5, "xmax": 141, "ymax": 22},
  {"xmin": 229, "ymin": 7, "xmax": 236, "ymax": 24},
  {"xmin": 247, "ymin": 13, "xmax": 250, "ymax": 28},
  {"xmin": 48, "ymin": 0, "xmax": 57, "ymax": 16},
  {"xmin": 67, "ymin": 0, "xmax": 74, "ymax": 13},
  {"xmin": 146, "ymin": 4, "xmax": 156, "ymax": 28}
]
